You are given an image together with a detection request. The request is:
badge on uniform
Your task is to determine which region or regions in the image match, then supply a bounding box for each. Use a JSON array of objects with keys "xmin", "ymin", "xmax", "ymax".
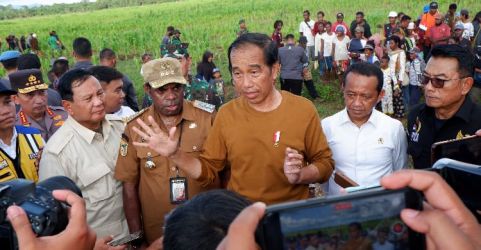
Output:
[
  {"xmin": 170, "ymin": 177, "xmax": 188, "ymax": 204},
  {"xmin": 273, "ymin": 131, "xmax": 281, "ymax": 147},
  {"xmin": 193, "ymin": 100, "xmax": 215, "ymax": 113},
  {"xmin": 411, "ymin": 117, "xmax": 422, "ymax": 142},
  {"xmin": 145, "ymin": 152, "xmax": 156, "ymax": 168},
  {"xmin": 120, "ymin": 139, "xmax": 128, "ymax": 157}
]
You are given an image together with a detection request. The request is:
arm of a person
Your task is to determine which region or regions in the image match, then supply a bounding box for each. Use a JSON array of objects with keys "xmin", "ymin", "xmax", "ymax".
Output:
[
  {"xmin": 122, "ymin": 182, "xmax": 143, "ymax": 234},
  {"xmin": 398, "ymin": 52, "xmax": 406, "ymax": 82},
  {"xmin": 392, "ymin": 122, "xmax": 408, "ymax": 171},
  {"xmin": 124, "ymin": 78, "xmax": 140, "ymax": 112},
  {"xmin": 331, "ymin": 43, "xmax": 336, "ymax": 59},
  {"xmin": 299, "ymin": 23, "xmax": 304, "ymax": 37},
  {"xmin": 320, "ymin": 39, "xmax": 325, "ymax": 58},
  {"xmin": 300, "ymin": 49, "xmax": 308, "ymax": 64}
]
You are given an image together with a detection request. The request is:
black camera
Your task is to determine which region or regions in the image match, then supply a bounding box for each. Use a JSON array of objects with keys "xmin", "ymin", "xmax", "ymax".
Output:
[{"xmin": 0, "ymin": 176, "xmax": 82, "ymax": 250}]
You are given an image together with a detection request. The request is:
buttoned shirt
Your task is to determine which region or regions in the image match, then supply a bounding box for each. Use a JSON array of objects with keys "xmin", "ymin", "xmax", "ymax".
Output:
[
  {"xmin": 39, "ymin": 116, "xmax": 128, "ymax": 238},
  {"xmin": 321, "ymin": 109, "xmax": 407, "ymax": 195},
  {"xmin": 16, "ymin": 106, "xmax": 68, "ymax": 142}
]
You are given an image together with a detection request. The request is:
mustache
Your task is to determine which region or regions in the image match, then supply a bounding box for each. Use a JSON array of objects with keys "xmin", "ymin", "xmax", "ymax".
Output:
[{"xmin": 162, "ymin": 99, "xmax": 182, "ymax": 106}]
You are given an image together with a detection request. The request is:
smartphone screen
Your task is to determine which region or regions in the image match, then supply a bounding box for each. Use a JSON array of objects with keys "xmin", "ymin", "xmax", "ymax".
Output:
[
  {"xmin": 431, "ymin": 135, "xmax": 481, "ymax": 165},
  {"xmin": 260, "ymin": 188, "xmax": 424, "ymax": 250}
]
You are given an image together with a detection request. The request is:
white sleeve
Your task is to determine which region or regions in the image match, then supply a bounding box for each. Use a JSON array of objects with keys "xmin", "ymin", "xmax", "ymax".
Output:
[
  {"xmin": 398, "ymin": 52, "xmax": 406, "ymax": 82},
  {"xmin": 39, "ymin": 150, "xmax": 69, "ymax": 181},
  {"xmin": 299, "ymin": 22, "xmax": 304, "ymax": 33},
  {"xmin": 392, "ymin": 122, "xmax": 408, "ymax": 171}
]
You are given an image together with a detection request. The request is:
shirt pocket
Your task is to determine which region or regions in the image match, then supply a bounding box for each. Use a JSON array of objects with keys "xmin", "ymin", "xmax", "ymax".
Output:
[{"xmin": 77, "ymin": 163, "xmax": 114, "ymax": 204}]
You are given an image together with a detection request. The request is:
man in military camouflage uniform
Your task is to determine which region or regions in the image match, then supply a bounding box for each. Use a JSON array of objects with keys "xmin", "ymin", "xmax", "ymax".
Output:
[
  {"xmin": 10, "ymin": 69, "xmax": 68, "ymax": 142},
  {"xmin": 115, "ymin": 57, "xmax": 220, "ymax": 247}
]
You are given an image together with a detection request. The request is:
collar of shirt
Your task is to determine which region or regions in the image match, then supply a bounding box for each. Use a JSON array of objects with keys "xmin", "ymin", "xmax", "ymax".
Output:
[
  {"xmin": 65, "ymin": 116, "xmax": 113, "ymax": 144},
  {"xmin": 338, "ymin": 108, "xmax": 379, "ymax": 128},
  {"xmin": 0, "ymin": 127, "xmax": 17, "ymax": 159},
  {"xmin": 150, "ymin": 100, "xmax": 197, "ymax": 129}
]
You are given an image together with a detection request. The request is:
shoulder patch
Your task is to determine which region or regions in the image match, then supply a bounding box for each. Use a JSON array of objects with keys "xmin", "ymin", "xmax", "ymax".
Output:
[
  {"xmin": 48, "ymin": 133, "xmax": 74, "ymax": 155},
  {"xmin": 125, "ymin": 108, "xmax": 148, "ymax": 123},
  {"xmin": 15, "ymin": 125, "xmax": 41, "ymax": 135},
  {"xmin": 192, "ymin": 100, "xmax": 215, "ymax": 113}
]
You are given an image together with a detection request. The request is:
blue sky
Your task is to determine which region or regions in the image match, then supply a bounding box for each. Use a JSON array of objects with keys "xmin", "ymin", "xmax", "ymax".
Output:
[{"xmin": 0, "ymin": 0, "xmax": 95, "ymax": 6}]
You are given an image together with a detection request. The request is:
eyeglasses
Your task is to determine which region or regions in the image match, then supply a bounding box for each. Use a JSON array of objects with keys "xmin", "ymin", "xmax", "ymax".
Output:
[{"xmin": 421, "ymin": 75, "xmax": 466, "ymax": 88}]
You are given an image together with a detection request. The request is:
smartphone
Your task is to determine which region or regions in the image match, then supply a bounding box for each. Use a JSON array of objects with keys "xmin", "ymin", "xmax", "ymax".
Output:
[
  {"xmin": 107, "ymin": 231, "xmax": 142, "ymax": 247},
  {"xmin": 259, "ymin": 188, "xmax": 425, "ymax": 250},
  {"xmin": 432, "ymin": 158, "xmax": 481, "ymax": 223},
  {"xmin": 431, "ymin": 135, "xmax": 481, "ymax": 166}
]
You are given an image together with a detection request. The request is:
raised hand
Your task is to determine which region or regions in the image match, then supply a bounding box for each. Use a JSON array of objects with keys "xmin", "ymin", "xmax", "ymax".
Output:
[
  {"xmin": 283, "ymin": 147, "xmax": 304, "ymax": 184},
  {"xmin": 132, "ymin": 116, "xmax": 179, "ymax": 157}
]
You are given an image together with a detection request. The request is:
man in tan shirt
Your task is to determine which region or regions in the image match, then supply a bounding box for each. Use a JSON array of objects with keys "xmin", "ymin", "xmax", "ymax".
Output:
[
  {"xmin": 115, "ymin": 58, "xmax": 220, "ymax": 246},
  {"xmin": 39, "ymin": 68, "xmax": 128, "ymax": 249},
  {"xmin": 133, "ymin": 33, "xmax": 333, "ymax": 204}
]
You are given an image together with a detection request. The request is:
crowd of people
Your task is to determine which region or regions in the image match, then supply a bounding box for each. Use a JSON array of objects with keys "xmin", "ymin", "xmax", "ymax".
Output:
[{"xmin": 0, "ymin": 1, "xmax": 481, "ymax": 250}]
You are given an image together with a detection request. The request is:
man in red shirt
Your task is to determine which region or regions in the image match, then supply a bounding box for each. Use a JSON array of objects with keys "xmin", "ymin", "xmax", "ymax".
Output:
[
  {"xmin": 427, "ymin": 12, "xmax": 451, "ymax": 46},
  {"xmin": 331, "ymin": 12, "xmax": 350, "ymax": 37}
]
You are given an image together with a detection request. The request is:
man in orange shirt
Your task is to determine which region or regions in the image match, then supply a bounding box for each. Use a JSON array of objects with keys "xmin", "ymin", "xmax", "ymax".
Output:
[{"xmin": 419, "ymin": 2, "xmax": 439, "ymax": 32}]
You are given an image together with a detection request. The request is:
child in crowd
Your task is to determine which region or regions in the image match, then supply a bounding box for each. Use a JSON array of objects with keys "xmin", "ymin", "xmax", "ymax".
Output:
[
  {"xmin": 380, "ymin": 55, "xmax": 395, "ymax": 115},
  {"xmin": 332, "ymin": 25, "xmax": 350, "ymax": 86},
  {"xmin": 319, "ymin": 21, "xmax": 336, "ymax": 81},
  {"xmin": 209, "ymin": 68, "xmax": 226, "ymax": 109},
  {"xmin": 407, "ymin": 48, "xmax": 425, "ymax": 107},
  {"xmin": 363, "ymin": 44, "xmax": 380, "ymax": 66}
]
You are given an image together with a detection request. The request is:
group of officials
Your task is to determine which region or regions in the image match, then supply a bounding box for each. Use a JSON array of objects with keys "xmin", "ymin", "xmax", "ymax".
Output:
[{"xmin": 1, "ymin": 32, "xmax": 481, "ymax": 249}]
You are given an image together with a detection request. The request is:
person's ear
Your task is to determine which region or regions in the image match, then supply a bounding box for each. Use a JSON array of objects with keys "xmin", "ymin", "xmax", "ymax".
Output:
[
  {"xmin": 460, "ymin": 77, "xmax": 474, "ymax": 95},
  {"xmin": 271, "ymin": 62, "xmax": 280, "ymax": 84},
  {"xmin": 378, "ymin": 89, "xmax": 385, "ymax": 103},
  {"xmin": 12, "ymin": 95, "xmax": 20, "ymax": 105},
  {"xmin": 62, "ymin": 100, "xmax": 74, "ymax": 116}
]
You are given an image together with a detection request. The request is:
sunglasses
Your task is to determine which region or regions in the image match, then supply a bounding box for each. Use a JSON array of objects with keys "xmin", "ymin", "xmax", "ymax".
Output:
[{"xmin": 421, "ymin": 75, "xmax": 466, "ymax": 88}]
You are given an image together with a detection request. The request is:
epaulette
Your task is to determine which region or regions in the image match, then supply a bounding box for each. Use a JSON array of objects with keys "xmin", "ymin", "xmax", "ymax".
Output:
[
  {"xmin": 124, "ymin": 108, "xmax": 148, "ymax": 123},
  {"xmin": 192, "ymin": 100, "xmax": 215, "ymax": 113}
]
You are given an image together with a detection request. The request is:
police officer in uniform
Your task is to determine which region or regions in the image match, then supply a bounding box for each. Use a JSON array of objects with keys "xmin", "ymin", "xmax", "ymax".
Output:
[
  {"xmin": 10, "ymin": 69, "xmax": 68, "ymax": 142},
  {"xmin": 115, "ymin": 58, "xmax": 220, "ymax": 247},
  {"xmin": 0, "ymin": 84, "xmax": 43, "ymax": 183}
]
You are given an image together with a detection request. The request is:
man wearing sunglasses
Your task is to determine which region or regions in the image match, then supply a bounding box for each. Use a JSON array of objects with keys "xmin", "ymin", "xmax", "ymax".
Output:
[{"xmin": 407, "ymin": 44, "xmax": 481, "ymax": 169}]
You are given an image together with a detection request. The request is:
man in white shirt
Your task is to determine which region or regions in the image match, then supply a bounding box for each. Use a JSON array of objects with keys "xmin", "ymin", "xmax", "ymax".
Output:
[
  {"xmin": 321, "ymin": 63, "xmax": 407, "ymax": 195},
  {"xmin": 90, "ymin": 66, "xmax": 135, "ymax": 119},
  {"xmin": 299, "ymin": 10, "xmax": 316, "ymax": 61},
  {"xmin": 459, "ymin": 9, "xmax": 474, "ymax": 40}
]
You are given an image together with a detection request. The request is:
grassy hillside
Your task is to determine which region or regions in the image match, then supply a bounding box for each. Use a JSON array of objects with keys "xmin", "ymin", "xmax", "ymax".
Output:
[{"xmin": 0, "ymin": 0, "xmax": 478, "ymax": 116}]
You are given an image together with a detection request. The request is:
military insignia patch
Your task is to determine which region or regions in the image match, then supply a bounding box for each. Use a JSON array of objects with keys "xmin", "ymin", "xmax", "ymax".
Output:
[{"xmin": 120, "ymin": 139, "xmax": 128, "ymax": 157}]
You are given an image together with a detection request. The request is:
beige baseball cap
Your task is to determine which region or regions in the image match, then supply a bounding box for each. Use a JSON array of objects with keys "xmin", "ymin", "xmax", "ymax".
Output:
[{"xmin": 141, "ymin": 57, "xmax": 187, "ymax": 88}]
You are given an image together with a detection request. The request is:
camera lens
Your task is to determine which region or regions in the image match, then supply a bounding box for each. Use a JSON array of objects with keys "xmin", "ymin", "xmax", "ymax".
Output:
[{"xmin": 37, "ymin": 176, "xmax": 82, "ymax": 197}]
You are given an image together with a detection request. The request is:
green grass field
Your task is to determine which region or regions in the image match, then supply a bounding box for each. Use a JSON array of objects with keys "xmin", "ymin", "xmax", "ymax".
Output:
[{"xmin": 0, "ymin": 0, "xmax": 478, "ymax": 116}]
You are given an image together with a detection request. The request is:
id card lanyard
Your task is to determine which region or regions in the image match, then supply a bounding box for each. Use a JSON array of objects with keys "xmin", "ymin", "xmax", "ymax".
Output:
[{"xmin": 169, "ymin": 120, "xmax": 188, "ymax": 204}]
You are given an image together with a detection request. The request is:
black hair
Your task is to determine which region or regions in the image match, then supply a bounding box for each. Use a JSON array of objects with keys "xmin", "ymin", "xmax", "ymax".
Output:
[
  {"xmin": 317, "ymin": 11, "xmax": 325, "ymax": 16},
  {"xmin": 141, "ymin": 53, "xmax": 152, "ymax": 61},
  {"xmin": 163, "ymin": 190, "xmax": 251, "ymax": 250},
  {"xmin": 228, "ymin": 33, "xmax": 278, "ymax": 73},
  {"xmin": 285, "ymin": 33, "xmax": 295, "ymax": 40},
  {"xmin": 273, "ymin": 20, "xmax": 284, "ymax": 29},
  {"xmin": 381, "ymin": 55, "xmax": 390, "ymax": 62},
  {"xmin": 401, "ymin": 15, "xmax": 412, "ymax": 22},
  {"xmin": 167, "ymin": 26, "xmax": 175, "ymax": 32},
  {"xmin": 387, "ymin": 35, "xmax": 401, "ymax": 47},
  {"xmin": 325, "ymin": 21, "xmax": 332, "ymax": 26},
  {"xmin": 0, "ymin": 58, "xmax": 18, "ymax": 70},
  {"xmin": 17, "ymin": 54, "xmax": 41, "ymax": 70},
  {"xmin": 356, "ymin": 11, "xmax": 364, "ymax": 17},
  {"xmin": 304, "ymin": 10, "xmax": 310, "ymax": 15},
  {"xmin": 343, "ymin": 62, "xmax": 384, "ymax": 93},
  {"xmin": 449, "ymin": 3, "xmax": 457, "ymax": 10},
  {"xmin": 90, "ymin": 66, "xmax": 123, "ymax": 84},
  {"xmin": 57, "ymin": 68, "xmax": 93, "ymax": 101},
  {"xmin": 72, "ymin": 37, "xmax": 92, "ymax": 58},
  {"xmin": 52, "ymin": 60, "xmax": 69, "ymax": 78},
  {"xmin": 430, "ymin": 44, "xmax": 474, "ymax": 77},
  {"xmin": 99, "ymin": 48, "xmax": 116, "ymax": 61}
]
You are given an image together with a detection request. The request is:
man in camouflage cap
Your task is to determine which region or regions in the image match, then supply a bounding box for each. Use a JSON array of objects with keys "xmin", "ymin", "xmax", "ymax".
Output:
[
  {"xmin": 10, "ymin": 69, "xmax": 68, "ymax": 141},
  {"xmin": 115, "ymin": 57, "xmax": 220, "ymax": 246}
]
